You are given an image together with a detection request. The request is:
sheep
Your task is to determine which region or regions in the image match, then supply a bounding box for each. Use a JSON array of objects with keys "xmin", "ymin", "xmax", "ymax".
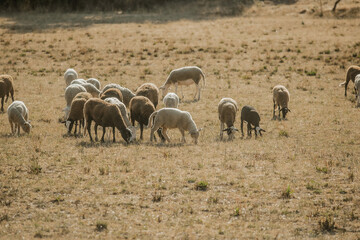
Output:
[
  {"xmin": 218, "ymin": 98, "xmax": 239, "ymax": 140},
  {"xmin": 70, "ymin": 78, "xmax": 86, "ymax": 85},
  {"xmin": 7, "ymin": 101, "xmax": 31, "ymax": 136},
  {"xmin": 135, "ymin": 83, "xmax": 159, "ymax": 108},
  {"xmin": 339, "ymin": 65, "xmax": 360, "ymax": 97},
  {"xmin": 163, "ymin": 92, "xmax": 179, "ymax": 108},
  {"xmin": 354, "ymin": 74, "xmax": 360, "ymax": 107},
  {"xmin": 240, "ymin": 105, "xmax": 266, "ymax": 138},
  {"xmin": 64, "ymin": 68, "xmax": 78, "ymax": 86},
  {"xmin": 104, "ymin": 97, "xmax": 136, "ymax": 141},
  {"xmin": 79, "ymin": 83, "xmax": 100, "ymax": 97},
  {"xmin": 101, "ymin": 84, "xmax": 135, "ymax": 108},
  {"xmin": 73, "ymin": 92, "xmax": 93, "ymax": 101},
  {"xmin": 272, "ymin": 85, "xmax": 291, "ymax": 120},
  {"xmin": 129, "ymin": 96, "xmax": 157, "ymax": 140},
  {"xmin": 100, "ymin": 88, "xmax": 123, "ymax": 102},
  {"xmin": 64, "ymin": 84, "xmax": 87, "ymax": 118},
  {"xmin": 148, "ymin": 108, "xmax": 201, "ymax": 144},
  {"xmin": 0, "ymin": 80, "xmax": 7, "ymax": 112},
  {"xmin": 65, "ymin": 98, "xmax": 86, "ymax": 136},
  {"xmin": 83, "ymin": 98, "xmax": 133, "ymax": 143},
  {"xmin": 159, "ymin": 66, "xmax": 206, "ymax": 101},
  {"xmin": 86, "ymin": 78, "xmax": 101, "ymax": 90},
  {"xmin": 0, "ymin": 74, "xmax": 15, "ymax": 103}
]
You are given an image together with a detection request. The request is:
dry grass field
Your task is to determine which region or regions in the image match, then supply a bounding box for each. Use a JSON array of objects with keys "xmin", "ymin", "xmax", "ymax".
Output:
[{"xmin": 1, "ymin": 0, "xmax": 360, "ymax": 238}]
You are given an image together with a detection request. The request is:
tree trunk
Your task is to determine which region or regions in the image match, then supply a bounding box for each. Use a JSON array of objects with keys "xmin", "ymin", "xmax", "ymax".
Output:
[{"xmin": 332, "ymin": 0, "xmax": 341, "ymax": 12}]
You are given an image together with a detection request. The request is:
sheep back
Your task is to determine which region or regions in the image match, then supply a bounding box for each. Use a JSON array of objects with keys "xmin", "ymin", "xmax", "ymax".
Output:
[
  {"xmin": 135, "ymin": 83, "xmax": 159, "ymax": 108},
  {"xmin": 165, "ymin": 66, "xmax": 205, "ymax": 85},
  {"xmin": 272, "ymin": 85, "xmax": 290, "ymax": 107},
  {"xmin": 7, "ymin": 100, "xmax": 31, "ymax": 134}
]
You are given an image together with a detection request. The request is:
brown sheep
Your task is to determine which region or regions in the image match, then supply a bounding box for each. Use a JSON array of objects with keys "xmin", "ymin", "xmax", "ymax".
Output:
[
  {"xmin": 100, "ymin": 88, "xmax": 123, "ymax": 102},
  {"xmin": 339, "ymin": 65, "xmax": 360, "ymax": 97},
  {"xmin": 65, "ymin": 98, "xmax": 87, "ymax": 136},
  {"xmin": 135, "ymin": 83, "xmax": 159, "ymax": 108},
  {"xmin": 0, "ymin": 75, "xmax": 15, "ymax": 103},
  {"xmin": 83, "ymin": 98, "xmax": 132, "ymax": 143}
]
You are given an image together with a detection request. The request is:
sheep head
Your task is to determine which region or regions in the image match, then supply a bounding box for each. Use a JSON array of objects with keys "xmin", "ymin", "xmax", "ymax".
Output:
[
  {"xmin": 121, "ymin": 128, "xmax": 133, "ymax": 144},
  {"xmin": 255, "ymin": 126, "xmax": 266, "ymax": 136},
  {"xmin": 23, "ymin": 122, "xmax": 32, "ymax": 134},
  {"xmin": 280, "ymin": 107, "xmax": 291, "ymax": 119},
  {"xmin": 190, "ymin": 128, "xmax": 202, "ymax": 144},
  {"xmin": 223, "ymin": 126, "xmax": 238, "ymax": 140}
]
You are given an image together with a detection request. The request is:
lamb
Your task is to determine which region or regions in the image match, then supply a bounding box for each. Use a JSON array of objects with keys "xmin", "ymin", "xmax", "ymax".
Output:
[
  {"xmin": 83, "ymin": 98, "xmax": 133, "ymax": 143},
  {"xmin": 101, "ymin": 84, "xmax": 135, "ymax": 108},
  {"xmin": 0, "ymin": 74, "xmax": 15, "ymax": 103},
  {"xmin": 135, "ymin": 83, "xmax": 159, "ymax": 108},
  {"xmin": 159, "ymin": 66, "xmax": 206, "ymax": 101},
  {"xmin": 7, "ymin": 101, "xmax": 31, "ymax": 136},
  {"xmin": 129, "ymin": 96, "xmax": 157, "ymax": 140},
  {"xmin": 241, "ymin": 105, "xmax": 265, "ymax": 138},
  {"xmin": 354, "ymin": 74, "xmax": 360, "ymax": 107},
  {"xmin": 86, "ymin": 78, "xmax": 101, "ymax": 90},
  {"xmin": 65, "ymin": 98, "xmax": 86, "ymax": 136},
  {"xmin": 148, "ymin": 108, "xmax": 201, "ymax": 144},
  {"xmin": 272, "ymin": 85, "xmax": 291, "ymax": 120},
  {"xmin": 64, "ymin": 84, "xmax": 87, "ymax": 118},
  {"xmin": 104, "ymin": 97, "xmax": 136, "ymax": 141},
  {"xmin": 64, "ymin": 68, "xmax": 78, "ymax": 86},
  {"xmin": 163, "ymin": 92, "xmax": 179, "ymax": 108},
  {"xmin": 218, "ymin": 98, "xmax": 239, "ymax": 140},
  {"xmin": 100, "ymin": 88, "xmax": 123, "ymax": 102},
  {"xmin": 339, "ymin": 65, "xmax": 360, "ymax": 97}
]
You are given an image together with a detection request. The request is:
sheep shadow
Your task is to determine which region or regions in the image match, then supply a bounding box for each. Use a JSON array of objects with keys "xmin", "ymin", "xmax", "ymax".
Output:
[
  {"xmin": 142, "ymin": 141, "xmax": 186, "ymax": 148},
  {"xmin": 76, "ymin": 140, "xmax": 129, "ymax": 148}
]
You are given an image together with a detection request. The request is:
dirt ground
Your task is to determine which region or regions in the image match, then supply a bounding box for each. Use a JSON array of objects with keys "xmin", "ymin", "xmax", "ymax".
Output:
[{"xmin": 0, "ymin": 0, "xmax": 360, "ymax": 239}]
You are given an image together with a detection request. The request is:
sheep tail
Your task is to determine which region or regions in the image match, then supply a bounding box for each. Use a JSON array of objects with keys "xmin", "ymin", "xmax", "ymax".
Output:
[{"xmin": 147, "ymin": 111, "xmax": 158, "ymax": 129}]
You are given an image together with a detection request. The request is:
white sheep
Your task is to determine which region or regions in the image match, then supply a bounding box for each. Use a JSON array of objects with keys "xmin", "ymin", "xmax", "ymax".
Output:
[
  {"xmin": 218, "ymin": 98, "xmax": 238, "ymax": 140},
  {"xmin": 159, "ymin": 66, "xmax": 206, "ymax": 101},
  {"xmin": 354, "ymin": 74, "xmax": 360, "ymax": 107},
  {"xmin": 64, "ymin": 84, "xmax": 87, "ymax": 118},
  {"xmin": 163, "ymin": 92, "xmax": 179, "ymax": 108},
  {"xmin": 7, "ymin": 101, "xmax": 31, "ymax": 136},
  {"xmin": 86, "ymin": 78, "xmax": 101, "ymax": 90},
  {"xmin": 148, "ymin": 108, "xmax": 201, "ymax": 144},
  {"xmin": 101, "ymin": 83, "xmax": 135, "ymax": 108},
  {"xmin": 64, "ymin": 68, "xmax": 78, "ymax": 86},
  {"xmin": 272, "ymin": 85, "xmax": 291, "ymax": 120},
  {"xmin": 104, "ymin": 97, "xmax": 136, "ymax": 141}
]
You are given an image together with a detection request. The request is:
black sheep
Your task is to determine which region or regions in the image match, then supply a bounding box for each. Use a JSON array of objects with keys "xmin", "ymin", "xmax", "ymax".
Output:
[{"xmin": 240, "ymin": 105, "xmax": 266, "ymax": 138}]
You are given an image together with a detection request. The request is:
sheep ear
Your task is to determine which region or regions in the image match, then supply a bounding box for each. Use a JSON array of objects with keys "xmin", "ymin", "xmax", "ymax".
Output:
[
  {"xmin": 260, "ymin": 128, "xmax": 266, "ymax": 132},
  {"xmin": 234, "ymin": 128, "xmax": 239, "ymax": 132},
  {"xmin": 288, "ymin": 109, "xmax": 291, "ymax": 112}
]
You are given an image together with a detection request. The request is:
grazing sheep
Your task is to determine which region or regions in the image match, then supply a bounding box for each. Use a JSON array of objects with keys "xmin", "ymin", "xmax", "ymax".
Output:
[
  {"xmin": 163, "ymin": 92, "xmax": 179, "ymax": 108},
  {"xmin": 241, "ymin": 105, "xmax": 265, "ymax": 138},
  {"xmin": 339, "ymin": 65, "xmax": 360, "ymax": 97},
  {"xmin": 79, "ymin": 83, "xmax": 100, "ymax": 97},
  {"xmin": 64, "ymin": 68, "xmax": 78, "ymax": 86},
  {"xmin": 104, "ymin": 97, "xmax": 136, "ymax": 141},
  {"xmin": 70, "ymin": 79, "xmax": 86, "ymax": 85},
  {"xmin": 0, "ymin": 75, "xmax": 15, "ymax": 103},
  {"xmin": 148, "ymin": 108, "xmax": 201, "ymax": 144},
  {"xmin": 86, "ymin": 78, "xmax": 101, "ymax": 90},
  {"xmin": 0, "ymin": 81, "xmax": 6, "ymax": 112},
  {"xmin": 65, "ymin": 98, "xmax": 86, "ymax": 136},
  {"xmin": 73, "ymin": 92, "xmax": 93, "ymax": 101},
  {"xmin": 101, "ymin": 83, "xmax": 135, "ymax": 108},
  {"xmin": 64, "ymin": 84, "xmax": 87, "ymax": 118},
  {"xmin": 100, "ymin": 88, "xmax": 123, "ymax": 102},
  {"xmin": 272, "ymin": 85, "xmax": 291, "ymax": 120},
  {"xmin": 7, "ymin": 101, "xmax": 31, "ymax": 136},
  {"xmin": 135, "ymin": 83, "xmax": 159, "ymax": 108},
  {"xmin": 354, "ymin": 74, "xmax": 360, "ymax": 107},
  {"xmin": 159, "ymin": 66, "xmax": 206, "ymax": 101},
  {"xmin": 129, "ymin": 96, "xmax": 157, "ymax": 140},
  {"xmin": 218, "ymin": 98, "xmax": 239, "ymax": 140},
  {"xmin": 83, "ymin": 98, "xmax": 132, "ymax": 143}
]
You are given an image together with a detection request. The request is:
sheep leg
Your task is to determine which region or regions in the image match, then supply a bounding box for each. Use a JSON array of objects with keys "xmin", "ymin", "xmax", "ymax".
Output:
[
  {"xmin": 247, "ymin": 123, "xmax": 252, "ymax": 138},
  {"xmin": 10, "ymin": 89, "xmax": 14, "ymax": 102},
  {"xmin": 140, "ymin": 123, "xmax": 144, "ymax": 140},
  {"xmin": 17, "ymin": 124, "xmax": 20, "ymax": 136},
  {"xmin": 94, "ymin": 123, "xmax": 99, "ymax": 141},
  {"xmin": 175, "ymin": 83, "xmax": 178, "ymax": 96},
  {"xmin": 181, "ymin": 85, "xmax": 184, "ymax": 99},
  {"xmin": 241, "ymin": 119, "xmax": 244, "ymax": 137},
  {"xmin": 278, "ymin": 105, "xmax": 281, "ymax": 120},
  {"xmin": 220, "ymin": 122, "xmax": 224, "ymax": 140},
  {"xmin": 157, "ymin": 129, "xmax": 165, "ymax": 142},
  {"xmin": 179, "ymin": 129, "xmax": 185, "ymax": 143},
  {"xmin": 101, "ymin": 126, "xmax": 106, "ymax": 143},
  {"xmin": 195, "ymin": 84, "xmax": 200, "ymax": 101},
  {"xmin": 272, "ymin": 102, "xmax": 276, "ymax": 120},
  {"xmin": 162, "ymin": 128, "xmax": 171, "ymax": 142},
  {"xmin": 1, "ymin": 97, "xmax": 4, "ymax": 112},
  {"xmin": 68, "ymin": 121, "xmax": 74, "ymax": 135},
  {"xmin": 9, "ymin": 121, "xmax": 14, "ymax": 134},
  {"xmin": 74, "ymin": 121, "xmax": 78, "ymax": 135},
  {"xmin": 87, "ymin": 120, "xmax": 93, "ymax": 142},
  {"xmin": 112, "ymin": 127, "xmax": 116, "ymax": 143}
]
